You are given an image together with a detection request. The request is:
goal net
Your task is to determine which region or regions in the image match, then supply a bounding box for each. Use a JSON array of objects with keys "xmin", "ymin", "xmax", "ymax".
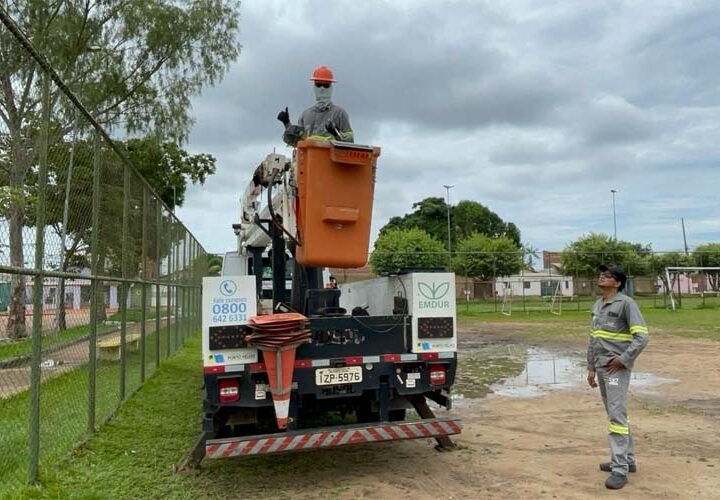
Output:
[
  {"xmin": 549, "ymin": 280, "xmax": 563, "ymax": 316},
  {"xmin": 500, "ymin": 283, "xmax": 513, "ymax": 316},
  {"xmin": 664, "ymin": 266, "xmax": 720, "ymax": 310}
]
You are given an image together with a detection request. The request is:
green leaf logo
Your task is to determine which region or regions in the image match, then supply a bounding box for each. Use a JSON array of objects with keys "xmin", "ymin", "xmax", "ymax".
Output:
[{"xmin": 418, "ymin": 281, "xmax": 450, "ymax": 300}]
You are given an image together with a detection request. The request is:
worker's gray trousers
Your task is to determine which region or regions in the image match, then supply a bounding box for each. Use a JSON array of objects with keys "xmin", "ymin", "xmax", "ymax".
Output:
[{"xmin": 598, "ymin": 366, "xmax": 635, "ymax": 476}]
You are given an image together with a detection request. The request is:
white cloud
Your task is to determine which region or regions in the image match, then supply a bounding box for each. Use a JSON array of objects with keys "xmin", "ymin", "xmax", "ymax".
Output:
[{"xmin": 179, "ymin": 0, "xmax": 720, "ymax": 257}]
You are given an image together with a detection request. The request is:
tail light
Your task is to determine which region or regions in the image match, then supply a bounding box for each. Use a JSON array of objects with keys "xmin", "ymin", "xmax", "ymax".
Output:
[
  {"xmin": 219, "ymin": 378, "xmax": 240, "ymax": 403},
  {"xmin": 429, "ymin": 365, "xmax": 447, "ymax": 386}
]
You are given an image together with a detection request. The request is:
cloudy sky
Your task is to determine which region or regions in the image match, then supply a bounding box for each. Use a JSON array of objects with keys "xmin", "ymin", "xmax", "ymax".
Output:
[{"xmin": 177, "ymin": 0, "xmax": 720, "ymax": 257}]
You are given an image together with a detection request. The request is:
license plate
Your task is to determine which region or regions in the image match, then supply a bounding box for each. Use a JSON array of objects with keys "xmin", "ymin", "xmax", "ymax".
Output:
[{"xmin": 315, "ymin": 366, "xmax": 363, "ymax": 386}]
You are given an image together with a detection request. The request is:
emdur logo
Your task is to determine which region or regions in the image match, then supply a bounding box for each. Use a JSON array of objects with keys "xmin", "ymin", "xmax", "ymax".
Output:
[{"xmin": 418, "ymin": 282, "xmax": 450, "ymax": 300}]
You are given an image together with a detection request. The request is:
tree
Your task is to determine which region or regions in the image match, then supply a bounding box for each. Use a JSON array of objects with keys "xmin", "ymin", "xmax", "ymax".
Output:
[
  {"xmin": 370, "ymin": 228, "xmax": 446, "ymax": 274},
  {"xmin": 451, "ymin": 234, "xmax": 523, "ymax": 279},
  {"xmin": 41, "ymin": 136, "xmax": 216, "ymax": 329},
  {"xmin": 693, "ymin": 243, "xmax": 720, "ymax": 291},
  {"xmin": 378, "ymin": 197, "xmax": 521, "ymax": 249},
  {"xmin": 207, "ymin": 254, "xmax": 223, "ymax": 276},
  {"xmin": 560, "ymin": 233, "xmax": 651, "ymax": 277},
  {"xmin": 521, "ymin": 244, "xmax": 540, "ymax": 270},
  {"xmin": 380, "ymin": 197, "xmax": 448, "ymax": 243},
  {"xmin": 126, "ymin": 138, "xmax": 216, "ymax": 210},
  {"xmin": 453, "ymin": 200, "xmax": 521, "ymax": 246},
  {"xmin": 0, "ymin": 0, "xmax": 239, "ymax": 338}
]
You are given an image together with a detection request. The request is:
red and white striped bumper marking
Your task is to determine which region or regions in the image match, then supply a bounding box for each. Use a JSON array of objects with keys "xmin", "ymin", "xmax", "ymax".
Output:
[
  {"xmin": 205, "ymin": 353, "xmax": 457, "ymax": 374},
  {"xmin": 205, "ymin": 417, "xmax": 462, "ymax": 459}
]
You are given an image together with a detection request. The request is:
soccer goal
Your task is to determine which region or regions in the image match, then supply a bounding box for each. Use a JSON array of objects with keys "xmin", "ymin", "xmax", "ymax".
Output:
[
  {"xmin": 500, "ymin": 284, "xmax": 513, "ymax": 316},
  {"xmin": 549, "ymin": 280, "xmax": 563, "ymax": 316},
  {"xmin": 664, "ymin": 266, "xmax": 720, "ymax": 310}
]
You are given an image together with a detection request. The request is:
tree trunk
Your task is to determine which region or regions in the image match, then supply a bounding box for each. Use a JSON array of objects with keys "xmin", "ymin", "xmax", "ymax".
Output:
[
  {"xmin": 709, "ymin": 272, "xmax": 719, "ymax": 292},
  {"xmin": 6, "ymin": 128, "xmax": 29, "ymax": 339},
  {"xmin": 56, "ymin": 278, "xmax": 67, "ymax": 331}
]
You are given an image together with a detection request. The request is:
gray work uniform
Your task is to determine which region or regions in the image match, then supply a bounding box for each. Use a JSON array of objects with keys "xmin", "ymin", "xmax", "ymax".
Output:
[
  {"xmin": 286, "ymin": 103, "xmax": 353, "ymax": 144},
  {"xmin": 587, "ymin": 292, "xmax": 649, "ymax": 476}
]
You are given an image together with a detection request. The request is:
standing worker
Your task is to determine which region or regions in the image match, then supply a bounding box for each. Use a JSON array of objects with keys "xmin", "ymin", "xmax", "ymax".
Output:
[
  {"xmin": 277, "ymin": 65, "xmax": 354, "ymax": 146},
  {"xmin": 587, "ymin": 265, "xmax": 649, "ymax": 490}
]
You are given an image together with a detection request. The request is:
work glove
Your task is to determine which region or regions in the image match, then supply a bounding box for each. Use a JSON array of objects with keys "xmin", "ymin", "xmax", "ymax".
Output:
[
  {"xmin": 325, "ymin": 121, "xmax": 341, "ymax": 140},
  {"xmin": 277, "ymin": 107, "xmax": 290, "ymax": 126}
]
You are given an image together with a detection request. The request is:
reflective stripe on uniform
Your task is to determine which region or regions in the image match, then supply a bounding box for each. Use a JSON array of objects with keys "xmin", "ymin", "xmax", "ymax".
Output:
[
  {"xmin": 306, "ymin": 134, "xmax": 334, "ymax": 141},
  {"xmin": 608, "ymin": 422, "xmax": 630, "ymax": 435},
  {"xmin": 629, "ymin": 325, "xmax": 649, "ymax": 335},
  {"xmin": 591, "ymin": 329, "xmax": 633, "ymax": 341}
]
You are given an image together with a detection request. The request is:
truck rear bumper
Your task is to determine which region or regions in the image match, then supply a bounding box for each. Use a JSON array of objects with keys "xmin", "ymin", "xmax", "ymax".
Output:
[{"xmin": 206, "ymin": 416, "xmax": 462, "ymax": 459}]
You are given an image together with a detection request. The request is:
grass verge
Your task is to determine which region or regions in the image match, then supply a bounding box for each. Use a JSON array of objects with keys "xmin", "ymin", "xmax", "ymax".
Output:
[
  {"xmin": 458, "ymin": 306, "xmax": 720, "ymax": 341},
  {"xmin": 0, "ymin": 323, "xmax": 116, "ymax": 362},
  {"xmin": 0, "ymin": 323, "xmax": 183, "ymax": 499},
  {"xmin": 10, "ymin": 332, "xmax": 523, "ymax": 499}
]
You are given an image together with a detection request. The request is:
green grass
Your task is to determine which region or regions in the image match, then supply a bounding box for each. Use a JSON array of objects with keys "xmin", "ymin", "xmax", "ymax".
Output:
[
  {"xmin": 0, "ymin": 323, "xmax": 186, "ymax": 498},
  {"xmin": 0, "ymin": 323, "xmax": 117, "ymax": 362},
  {"xmin": 456, "ymin": 293, "xmax": 720, "ymax": 316},
  {"xmin": 3, "ymin": 305, "xmax": 714, "ymax": 498},
  {"xmin": 458, "ymin": 305, "xmax": 720, "ymax": 341},
  {"xmin": 7, "ymin": 330, "xmax": 525, "ymax": 499}
]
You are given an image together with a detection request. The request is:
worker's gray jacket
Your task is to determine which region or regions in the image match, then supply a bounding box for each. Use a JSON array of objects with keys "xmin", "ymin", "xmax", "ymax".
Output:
[
  {"xmin": 587, "ymin": 292, "xmax": 649, "ymax": 370},
  {"xmin": 288, "ymin": 102, "xmax": 353, "ymax": 143}
]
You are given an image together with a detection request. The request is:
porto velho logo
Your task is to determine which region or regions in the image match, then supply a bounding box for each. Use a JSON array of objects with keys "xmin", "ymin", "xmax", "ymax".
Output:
[{"xmin": 418, "ymin": 281, "xmax": 451, "ymax": 309}]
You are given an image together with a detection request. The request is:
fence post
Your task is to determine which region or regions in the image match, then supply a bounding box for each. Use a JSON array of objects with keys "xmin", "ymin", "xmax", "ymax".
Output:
[
  {"xmin": 88, "ymin": 132, "xmax": 102, "ymax": 434},
  {"xmin": 155, "ymin": 201, "xmax": 161, "ymax": 369},
  {"xmin": 493, "ymin": 255, "xmax": 498, "ymax": 313},
  {"xmin": 166, "ymin": 214, "xmax": 172, "ymax": 359},
  {"xmin": 119, "ymin": 165, "xmax": 130, "ymax": 400},
  {"xmin": 140, "ymin": 187, "xmax": 148, "ymax": 382},
  {"xmin": 181, "ymin": 231, "xmax": 186, "ymax": 342},
  {"xmin": 174, "ymin": 223, "xmax": 180, "ymax": 350},
  {"xmin": 28, "ymin": 74, "xmax": 51, "ymax": 485}
]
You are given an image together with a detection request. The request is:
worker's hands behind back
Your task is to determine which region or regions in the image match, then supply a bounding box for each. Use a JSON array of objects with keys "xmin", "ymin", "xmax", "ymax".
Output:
[{"xmin": 277, "ymin": 107, "xmax": 290, "ymax": 126}]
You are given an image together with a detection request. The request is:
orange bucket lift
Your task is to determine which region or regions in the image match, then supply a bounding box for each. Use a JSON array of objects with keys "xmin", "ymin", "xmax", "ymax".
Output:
[{"xmin": 295, "ymin": 140, "xmax": 381, "ymax": 268}]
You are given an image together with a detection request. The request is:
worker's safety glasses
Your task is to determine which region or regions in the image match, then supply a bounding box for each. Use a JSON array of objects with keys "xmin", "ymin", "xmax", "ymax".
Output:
[{"xmin": 314, "ymin": 82, "xmax": 331, "ymax": 88}]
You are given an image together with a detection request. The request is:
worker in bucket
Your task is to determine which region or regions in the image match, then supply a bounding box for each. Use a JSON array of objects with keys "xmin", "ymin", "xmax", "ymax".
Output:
[
  {"xmin": 586, "ymin": 265, "xmax": 649, "ymax": 490},
  {"xmin": 277, "ymin": 65, "xmax": 354, "ymax": 146}
]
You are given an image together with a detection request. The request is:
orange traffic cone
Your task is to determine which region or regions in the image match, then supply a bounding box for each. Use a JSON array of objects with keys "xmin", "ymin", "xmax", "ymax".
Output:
[{"xmin": 261, "ymin": 345, "xmax": 298, "ymax": 429}]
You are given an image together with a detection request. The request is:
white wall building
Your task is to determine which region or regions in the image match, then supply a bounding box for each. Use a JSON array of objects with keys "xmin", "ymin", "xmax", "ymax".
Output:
[{"xmin": 495, "ymin": 269, "xmax": 574, "ymax": 297}]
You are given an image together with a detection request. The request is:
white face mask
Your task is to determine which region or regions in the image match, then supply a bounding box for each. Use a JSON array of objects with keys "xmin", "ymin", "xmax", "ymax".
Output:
[{"xmin": 313, "ymin": 84, "xmax": 333, "ymax": 108}]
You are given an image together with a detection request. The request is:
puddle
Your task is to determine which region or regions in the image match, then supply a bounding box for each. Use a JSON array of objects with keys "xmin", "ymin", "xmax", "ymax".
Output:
[
  {"xmin": 454, "ymin": 344, "xmax": 678, "ymax": 402},
  {"xmin": 489, "ymin": 347, "xmax": 585, "ymax": 398}
]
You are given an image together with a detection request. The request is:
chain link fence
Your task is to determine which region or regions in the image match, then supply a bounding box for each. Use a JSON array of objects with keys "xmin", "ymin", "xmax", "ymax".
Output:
[
  {"xmin": 361, "ymin": 250, "xmax": 720, "ymax": 315},
  {"xmin": 0, "ymin": 9, "xmax": 206, "ymax": 491}
]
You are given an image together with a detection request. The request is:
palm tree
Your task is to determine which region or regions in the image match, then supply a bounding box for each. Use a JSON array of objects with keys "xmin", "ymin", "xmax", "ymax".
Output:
[{"xmin": 522, "ymin": 244, "xmax": 540, "ymax": 271}]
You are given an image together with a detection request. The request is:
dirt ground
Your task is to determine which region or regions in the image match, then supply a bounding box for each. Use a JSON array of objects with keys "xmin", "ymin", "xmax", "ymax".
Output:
[{"xmin": 247, "ymin": 323, "xmax": 720, "ymax": 500}]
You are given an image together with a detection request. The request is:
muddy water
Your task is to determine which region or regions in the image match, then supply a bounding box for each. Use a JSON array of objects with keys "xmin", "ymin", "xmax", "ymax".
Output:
[{"xmin": 454, "ymin": 342, "xmax": 677, "ymax": 402}]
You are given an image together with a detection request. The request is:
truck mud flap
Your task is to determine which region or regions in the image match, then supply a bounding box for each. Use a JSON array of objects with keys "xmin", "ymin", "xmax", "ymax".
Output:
[{"xmin": 205, "ymin": 417, "xmax": 462, "ymax": 459}]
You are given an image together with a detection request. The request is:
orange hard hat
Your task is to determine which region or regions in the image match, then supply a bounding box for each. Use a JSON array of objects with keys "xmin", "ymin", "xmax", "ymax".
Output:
[{"xmin": 309, "ymin": 65, "xmax": 336, "ymax": 83}]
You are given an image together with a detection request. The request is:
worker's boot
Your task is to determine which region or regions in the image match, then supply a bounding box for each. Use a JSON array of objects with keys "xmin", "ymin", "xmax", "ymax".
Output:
[
  {"xmin": 605, "ymin": 472, "xmax": 628, "ymax": 490},
  {"xmin": 600, "ymin": 462, "xmax": 636, "ymax": 473}
]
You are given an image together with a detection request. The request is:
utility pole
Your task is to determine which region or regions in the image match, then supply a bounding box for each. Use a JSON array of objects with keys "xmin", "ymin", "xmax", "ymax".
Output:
[
  {"xmin": 610, "ymin": 189, "xmax": 618, "ymax": 239},
  {"xmin": 681, "ymin": 218, "xmax": 689, "ymax": 255},
  {"xmin": 443, "ymin": 185, "xmax": 453, "ymax": 268}
]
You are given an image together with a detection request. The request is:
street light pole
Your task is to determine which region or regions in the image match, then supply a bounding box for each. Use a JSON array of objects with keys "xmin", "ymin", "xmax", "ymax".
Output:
[
  {"xmin": 611, "ymin": 189, "xmax": 618, "ymax": 240},
  {"xmin": 443, "ymin": 184, "xmax": 453, "ymax": 268}
]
